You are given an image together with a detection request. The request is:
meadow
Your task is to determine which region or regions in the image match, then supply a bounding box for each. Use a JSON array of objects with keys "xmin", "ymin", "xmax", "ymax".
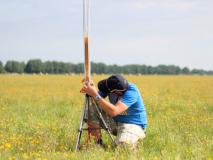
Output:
[{"xmin": 0, "ymin": 75, "xmax": 212, "ymax": 160}]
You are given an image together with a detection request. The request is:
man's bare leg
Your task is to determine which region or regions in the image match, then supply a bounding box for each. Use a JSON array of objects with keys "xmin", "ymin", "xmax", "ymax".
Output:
[{"xmin": 86, "ymin": 122, "xmax": 102, "ymax": 145}]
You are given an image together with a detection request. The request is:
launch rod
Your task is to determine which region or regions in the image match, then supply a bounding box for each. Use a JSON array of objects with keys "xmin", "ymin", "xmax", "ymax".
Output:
[{"xmin": 83, "ymin": 0, "xmax": 90, "ymax": 82}]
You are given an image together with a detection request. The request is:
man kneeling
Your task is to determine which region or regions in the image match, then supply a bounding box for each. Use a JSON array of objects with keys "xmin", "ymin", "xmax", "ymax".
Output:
[{"xmin": 80, "ymin": 75, "xmax": 147, "ymax": 148}]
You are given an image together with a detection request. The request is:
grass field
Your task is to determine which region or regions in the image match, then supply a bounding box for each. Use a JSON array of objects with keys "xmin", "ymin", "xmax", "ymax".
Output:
[{"xmin": 0, "ymin": 75, "xmax": 212, "ymax": 160}]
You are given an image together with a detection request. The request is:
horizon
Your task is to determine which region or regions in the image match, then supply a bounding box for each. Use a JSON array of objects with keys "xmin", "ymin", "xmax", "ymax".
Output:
[
  {"xmin": 0, "ymin": 0, "xmax": 213, "ymax": 70},
  {"xmin": 1, "ymin": 59, "xmax": 213, "ymax": 71}
]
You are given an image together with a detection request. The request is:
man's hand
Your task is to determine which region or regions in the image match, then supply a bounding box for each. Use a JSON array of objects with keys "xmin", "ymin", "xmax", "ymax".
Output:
[{"xmin": 80, "ymin": 81, "xmax": 98, "ymax": 98}]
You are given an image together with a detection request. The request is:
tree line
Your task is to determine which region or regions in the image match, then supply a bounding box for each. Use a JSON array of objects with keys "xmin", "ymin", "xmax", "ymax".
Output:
[{"xmin": 0, "ymin": 59, "xmax": 212, "ymax": 75}]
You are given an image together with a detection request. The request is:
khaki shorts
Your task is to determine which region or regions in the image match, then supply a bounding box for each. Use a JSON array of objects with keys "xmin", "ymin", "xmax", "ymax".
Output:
[
  {"xmin": 85, "ymin": 101, "xmax": 146, "ymax": 147},
  {"xmin": 115, "ymin": 122, "xmax": 146, "ymax": 147}
]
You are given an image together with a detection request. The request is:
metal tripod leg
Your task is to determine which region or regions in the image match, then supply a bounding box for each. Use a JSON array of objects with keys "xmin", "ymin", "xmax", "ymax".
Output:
[{"xmin": 75, "ymin": 95, "xmax": 88, "ymax": 151}]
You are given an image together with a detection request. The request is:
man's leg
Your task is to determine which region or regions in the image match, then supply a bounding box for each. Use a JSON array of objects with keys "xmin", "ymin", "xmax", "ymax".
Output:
[
  {"xmin": 115, "ymin": 123, "xmax": 146, "ymax": 149},
  {"xmin": 85, "ymin": 100, "xmax": 116, "ymax": 145},
  {"xmin": 86, "ymin": 100, "xmax": 102, "ymax": 144}
]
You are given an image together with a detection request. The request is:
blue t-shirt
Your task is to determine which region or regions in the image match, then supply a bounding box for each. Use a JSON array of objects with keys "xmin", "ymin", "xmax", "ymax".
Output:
[{"xmin": 99, "ymin": 83, "xmax": 147, "ymax": 129}]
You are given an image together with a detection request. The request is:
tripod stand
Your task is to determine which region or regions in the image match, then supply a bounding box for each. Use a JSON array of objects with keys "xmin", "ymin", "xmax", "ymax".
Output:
[{"xmin": 75, "ymin": 94, "xmax": 115, "ymax": 151}]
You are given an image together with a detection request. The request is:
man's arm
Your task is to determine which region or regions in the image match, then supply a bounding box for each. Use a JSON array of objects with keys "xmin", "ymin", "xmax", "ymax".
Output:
[
  {"xmin": 95, "ymin": 98, "xmax": 127, "ymax": 117},
  {"xmin": 80, "ymin": 82, "xmax": 128, "ymax": 117}
]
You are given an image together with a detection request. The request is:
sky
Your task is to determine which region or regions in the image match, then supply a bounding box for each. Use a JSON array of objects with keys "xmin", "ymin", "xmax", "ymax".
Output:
[{"xmin": 0, "ymin": 0, "xmax": 213, "ymax": 70}]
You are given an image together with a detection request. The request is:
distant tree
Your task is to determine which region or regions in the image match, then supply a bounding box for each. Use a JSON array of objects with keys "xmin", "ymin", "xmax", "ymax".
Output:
[
  {"xmin": 69, "ymin": 63, "xmax": 75, "ymax": 73},
  {"xmin": 181, "ymin": 67, "xmax": 190, "ymax": 74},
  {"xmin": 4, "ymin": 61, "xmax": 25, "ymax": 73},
  {"xmin": 58, "ymin": 62, "xmax": 65, "ymax": 73},
  {"xmin": 52, "ymin": 61, "xmax": 59, "ymax": 73},
  {"xmin": 124, "ymin": 65, "xmax": 138, "ymax": 74},
  {"xmin": 43, "ymin": 61, "xmax": 54, "ymax": 73},
  {"xmin": 207, "ymin": 70, "xmax": 213, "ymax": 75},
  {"xmin": 2, "ymin": 59, "xmax": 213, "ymax": 75},
  {"xmin": 0, "ymin": 61, "xmax": 4, "ymax": 73},
  {"xmin": 147, "ymin": 66, "xmax": 155, "ymax": 74},
  {"xmin": 4, "ymin": 61, "xmax": 13, "ymax": 73},
  {"xmin": 17, "ymin": 62, "xmax": 25, "ymax": 73},
  {"xmin": 63, "ymin": 63, "xmax": 74, "ymax": 73},
  {"xmin": 91, "ymin": 62, "xmax": 107, "ymax": 74},
  {"xmin": 54, "ymin": 61, "xmax": 64, "ymax": 73},
  {"xmin": 106, "ymin": 64, "xmax": 122, "ymax": 74},
  {"xmin": 191, "ymin": 69, "xmax": 206, "ymax": 75},
  {"xmin": 122, "ymin": 65, "xmax": 131, "ymax": 74},
  {"xmin": 155, "ymin": 65, "xmax": 169, "ymax": 74},
  {"xmin": 167, "ymin": 65, "xmax": 181, "ymax": 74},
  {"xmin": 51, "ymin": 61, "xmax": 69, "ymax": 74},
  {"xmin": 25, "ymin": 59, "xmax": 43, "ymax": 73},
  {"xmin": 140, "ymin": 65, "xmax": 148, "ymax": 74},
  {"xmin": 73, "ymin": 63, "xmax": 84, "ymax": 73}
]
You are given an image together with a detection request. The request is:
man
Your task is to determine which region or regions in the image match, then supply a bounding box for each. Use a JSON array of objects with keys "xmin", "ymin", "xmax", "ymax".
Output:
[{"xmin": 80, "ymin": 75, "xmax": 147, "ymax": 148}]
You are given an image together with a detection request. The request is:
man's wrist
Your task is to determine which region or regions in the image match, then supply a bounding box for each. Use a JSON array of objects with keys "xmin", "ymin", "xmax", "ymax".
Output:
[{"xmin": 94, "ymin": 94, "xmax": 102, "ymax": 101}]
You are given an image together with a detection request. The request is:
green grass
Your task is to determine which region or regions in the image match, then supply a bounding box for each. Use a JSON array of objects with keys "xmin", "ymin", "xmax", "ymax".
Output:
[{"xmin": 0, "ymin": 75, "xmax": 212, "ymax": 160}]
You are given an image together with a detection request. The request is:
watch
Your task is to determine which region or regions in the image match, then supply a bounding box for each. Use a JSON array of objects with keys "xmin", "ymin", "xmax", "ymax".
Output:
[{"xmin": 94, "ymin": 94, "xmax": 102, "ymax": 101}]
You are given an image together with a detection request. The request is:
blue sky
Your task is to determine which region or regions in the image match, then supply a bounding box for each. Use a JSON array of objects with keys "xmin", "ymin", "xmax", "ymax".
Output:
[{"xmin": 0, "ymin": 0, "xmax": 213, "ymax": 70}]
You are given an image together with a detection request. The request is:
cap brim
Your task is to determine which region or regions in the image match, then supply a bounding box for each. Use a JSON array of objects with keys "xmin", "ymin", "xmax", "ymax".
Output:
[{"xmin": 98, "ymin": 79, "xmax": 109, "ymax": 93}]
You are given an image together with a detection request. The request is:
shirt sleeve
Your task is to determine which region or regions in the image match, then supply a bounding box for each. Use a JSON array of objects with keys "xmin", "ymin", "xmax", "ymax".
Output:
[{"xmin": 120, "ymin": 88, "xmax": 138, "ymax": 108}]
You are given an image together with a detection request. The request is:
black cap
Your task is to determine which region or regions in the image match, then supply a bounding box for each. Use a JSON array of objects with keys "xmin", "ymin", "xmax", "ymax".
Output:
[{"xmin": 98, "ymin": 75, "xmax": 129, "ymax": 93}]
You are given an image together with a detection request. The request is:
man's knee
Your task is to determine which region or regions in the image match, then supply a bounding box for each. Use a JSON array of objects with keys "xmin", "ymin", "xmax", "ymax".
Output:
[{"xmin": 115, "ymin": 123, "xmax": 146, "ymax": 148}]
